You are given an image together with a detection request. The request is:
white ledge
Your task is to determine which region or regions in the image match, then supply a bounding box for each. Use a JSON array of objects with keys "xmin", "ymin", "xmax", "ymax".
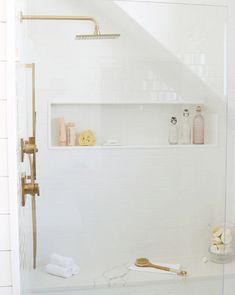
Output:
[{"xmin": 49, "ymin": 144, "xmax": 217, "ymax": 150}]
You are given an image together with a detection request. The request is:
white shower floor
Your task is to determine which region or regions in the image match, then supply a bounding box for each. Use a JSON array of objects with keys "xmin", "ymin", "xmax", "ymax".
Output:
[{"xmin": 25, "ymin": 258, "xmax": 235, "ymax": 295}]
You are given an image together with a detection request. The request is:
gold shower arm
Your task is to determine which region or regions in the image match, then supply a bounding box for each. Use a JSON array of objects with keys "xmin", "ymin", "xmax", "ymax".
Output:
[{"xmin": 20, "ymin": 12, "xmax": 101, "ymax": 35}]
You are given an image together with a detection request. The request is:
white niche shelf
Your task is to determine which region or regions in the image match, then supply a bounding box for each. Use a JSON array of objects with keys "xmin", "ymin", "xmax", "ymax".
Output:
[{"xmin": 49, "ymin": 101, "xmax": 217, "ymax": 149}]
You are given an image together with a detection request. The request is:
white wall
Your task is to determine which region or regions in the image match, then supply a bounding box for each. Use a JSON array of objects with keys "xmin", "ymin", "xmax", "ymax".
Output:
[
  {"xmin": 0, "ymin": 0, "xmax": 21, "ymax": 294},
  {"xmin": 11, "ymin": 0, "xmax": 235, "ymax": 294},
  {"xmin": 16, "ymin": 1, "xmax": 227, "ymax": 290},
  {"xmin": 0, "ymin": 0, "xmax": 13, "ymax": 294},
  {"xmin": 224, "ymin": 0, "xmax": 235, "ymax": 293}
]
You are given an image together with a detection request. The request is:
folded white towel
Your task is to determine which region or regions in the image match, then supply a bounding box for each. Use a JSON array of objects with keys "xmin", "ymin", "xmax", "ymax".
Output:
[
  {"xmin": 129, "ymin": 262, "xmax": 181, "ymax": 275},
  {"xmin": 49, "ymin": 253, "xmax": 80, "ymax": 275},
  {"xmin": 46, "ymin": 264, "xmax": 73, "ymax": 279},
  {"xmin": 50, "ymin": 253, "xmax": 75, "ymax": 268}
]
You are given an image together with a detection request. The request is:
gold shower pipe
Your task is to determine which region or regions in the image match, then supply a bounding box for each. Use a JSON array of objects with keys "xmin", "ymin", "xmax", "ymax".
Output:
[
  {"xmin": 21, "ymin": 63, "xmax": 39, "ymax": 269},
  {"xmin": 20, "ymin": 12, "xmax": 101, "ymax": 35},
  {"xmin": 21, "ymin": 63, "xmax": 37, "ymax": 177},
  {"xmin": 25, "ymin": 63, "xmax": 36, "ymax": 138}
]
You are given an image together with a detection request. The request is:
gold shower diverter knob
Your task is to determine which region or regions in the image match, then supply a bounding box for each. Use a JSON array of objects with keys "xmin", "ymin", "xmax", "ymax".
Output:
[
  {"xmin": 21, "ymin": 175, "xmax": 40, "ymax": 207},
  {"xmin": 21, "ymin": 137, "xmax": 38, "ymax": 162}
]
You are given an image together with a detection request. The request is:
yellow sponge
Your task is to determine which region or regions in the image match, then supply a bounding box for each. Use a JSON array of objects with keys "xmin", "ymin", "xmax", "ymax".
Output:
[{"xmin": 78, "ymin": 130, "xmax": 96, "ymax": 146}]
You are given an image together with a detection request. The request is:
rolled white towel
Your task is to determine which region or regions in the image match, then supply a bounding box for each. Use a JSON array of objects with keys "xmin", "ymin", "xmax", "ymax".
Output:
[
  {"xmin": 50, "ymin": 253, "xmax": 75, "ymax": 268},
  {"xmin": 46, "ymin": 264, "xmax": 73, "ymax": 279},
  {"xmin": 49, "ymin": 253, "xmax": 80, "ymax": 275}
]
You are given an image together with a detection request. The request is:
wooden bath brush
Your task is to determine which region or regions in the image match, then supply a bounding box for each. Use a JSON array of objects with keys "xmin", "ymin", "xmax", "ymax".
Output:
[{"xmin": 135, "ymin": 258, "xmax": 187, "ymax": 276}]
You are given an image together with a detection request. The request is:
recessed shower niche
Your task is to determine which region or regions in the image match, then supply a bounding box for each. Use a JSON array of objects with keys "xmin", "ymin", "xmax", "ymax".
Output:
[{"xmin": 49, "ymin": 101, "xmax": 218, "ymax": 148}]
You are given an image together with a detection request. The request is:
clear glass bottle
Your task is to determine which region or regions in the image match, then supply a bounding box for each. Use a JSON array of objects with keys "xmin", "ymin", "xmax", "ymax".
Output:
[
  {"xmin": 168, "ymin": 116, "xmax": 178, "ymax": 145},
  {"xmin": 180, "ymin": 109, "xmax": 191, "ymax": 144},
  {"xmin": 193, "ymin": 105, "xmax": 204, "ymax": 144}
]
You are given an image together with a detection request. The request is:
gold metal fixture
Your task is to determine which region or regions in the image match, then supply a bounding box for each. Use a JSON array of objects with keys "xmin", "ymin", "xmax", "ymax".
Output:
[
  {"xmin": 21, "ymin": 175, "xmax": 40, "ymax": 207},
  {"xmin": 21, "ymin": 137, "xmax": 38, "ymax": 162},
  {"xmin": 20, "ymin": 12, "xmax": 120, "ymax": 40},
  {"xmin": 21, "ymin": 63, "xmax": 39, "ymax": 269},
  {"xmin": 135, "ymin": 258, "xmax": 188, "ymax": 276},
  {"xmin": 75, "ymin": 33, "xmax": 120, "ymax": 40}
]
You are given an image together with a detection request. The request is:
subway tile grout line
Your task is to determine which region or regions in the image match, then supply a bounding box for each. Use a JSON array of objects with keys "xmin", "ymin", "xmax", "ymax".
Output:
[
  {"xmin": 0, "ymin": 213, "xmax": 10, "ymax": 216},
  {"xmin": 0, "ymin": 21, "xmax": 6, "ymax": 23},
  {"xmin": 0, "ymin": 250, "xmax": 11, "ymax": 252},
  {"xmin": 0, "ymin": 176, "xmax": 9, "ymax": 178}
]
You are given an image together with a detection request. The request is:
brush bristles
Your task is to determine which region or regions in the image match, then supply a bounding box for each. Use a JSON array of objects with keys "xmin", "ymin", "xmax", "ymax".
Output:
[{"xmin": 76, "ymin": 33, "xmax": 120, "ymax": 40}]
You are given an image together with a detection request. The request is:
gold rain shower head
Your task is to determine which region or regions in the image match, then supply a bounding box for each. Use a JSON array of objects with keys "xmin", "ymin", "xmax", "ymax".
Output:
[
  {"xmin": 20, "ymin": 12, "xmax": 120, "ymax": 40},
  {"xmin": 75, "ymin": 33, "xmax": 120, "ymax": 40}
]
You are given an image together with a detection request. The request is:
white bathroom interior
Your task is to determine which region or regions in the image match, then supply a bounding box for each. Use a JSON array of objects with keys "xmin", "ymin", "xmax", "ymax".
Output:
[{"xmin": 16, "ymin": 0, "xmax": 235, "ymax": 294}]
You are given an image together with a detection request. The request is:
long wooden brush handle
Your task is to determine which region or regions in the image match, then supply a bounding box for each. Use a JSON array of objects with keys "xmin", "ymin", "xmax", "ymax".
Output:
[
  {"xmin": 135, "ymin": 260, "xmax": 182, "ymax": 275},
  {"xmin": 148, "ymin": 263, "xmax": 170, "ymax": 272}
]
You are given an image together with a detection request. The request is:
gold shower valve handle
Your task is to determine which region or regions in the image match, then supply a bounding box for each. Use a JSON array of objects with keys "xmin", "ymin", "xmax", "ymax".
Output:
[
  {"xmin": 21, "ymin": 137, "xmax": 38, "ymax": 162},
  {"xmin": 21, "ymin": 175, "xmax": 40, "ymax": 207},
  {"xmin": 24, "ymin": 182, "xmax": 40, "ymax": 196},
  {"xmin": 24, "ymin": 142, "xmax": 38, "ymax": 154}
]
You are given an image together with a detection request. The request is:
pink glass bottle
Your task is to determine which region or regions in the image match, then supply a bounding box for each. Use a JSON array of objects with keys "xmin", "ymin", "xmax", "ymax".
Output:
[{"xmin": 193, "ymin": 105, "xmax": 204, "ymax": 144}]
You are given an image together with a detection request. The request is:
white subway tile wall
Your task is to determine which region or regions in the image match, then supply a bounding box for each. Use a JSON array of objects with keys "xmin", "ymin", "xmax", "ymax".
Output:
[
  {"xmin": 0, "ymin": 23, "xmax": 6, "ymax": 61},
  {"xmin": 0, "ymin": 0, "xmax": 13, "ymax": 293},
  {"xmin": 0, "ymin": 252, "xmax": 12, "ymax": 286},
  {"xmin": 0, "ymin": 101, "xmax": 7, "ymax": 138},
  {"xmin": 0, "ymin": 139, "xmax": 8, "ymax": 176},
  {"xmin": 0, "ymin": 215, "xmax": 10, "ymax": 250},
  {"xmin": 0, "ymin": 63, "xmax": 6, "ymax": 99},
  {"xmin": 0, "ymin": 288, "xmax": 13, "ymax": 295},
  {"xmin": 0, "ymin": 178, "xmax": 9, "ymax": 214},
  {"xmin": 1, "ymin": 0, "xmax": 234, "ymax": 295},
  {"xmin": 0, "ymin": 0, "xmax": 6, "ymax": 21},
  {"xmin": 26, "ymin": 1, "xmax": 226, "ymax": 287}
]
